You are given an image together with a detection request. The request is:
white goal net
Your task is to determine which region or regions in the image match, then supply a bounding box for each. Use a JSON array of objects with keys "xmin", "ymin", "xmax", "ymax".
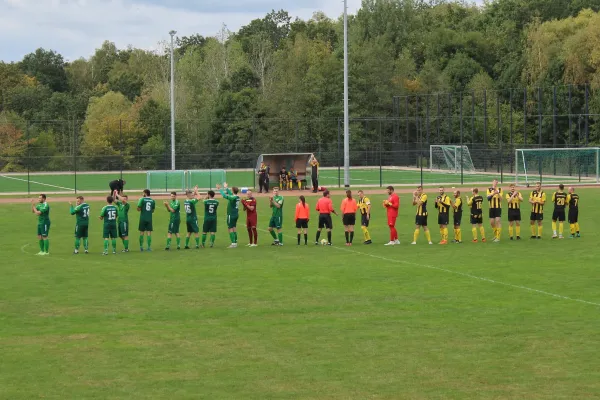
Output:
[
  {"xmin": 515, "ymin": 148, "xmax": 600, "ymax": 186},
  {"xmin": 429, "ymin": 145, "xmax": 476, "ymax": 174}
]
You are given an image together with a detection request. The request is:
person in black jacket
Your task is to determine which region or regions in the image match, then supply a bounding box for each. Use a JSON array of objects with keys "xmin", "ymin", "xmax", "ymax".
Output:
[
  {"xmin": 109, "ymin": 179, "xmax": 126, "ymax": 196},
  {"xmin": 310, "ymin": 156, "xmax": 319, "ymax": 193}
]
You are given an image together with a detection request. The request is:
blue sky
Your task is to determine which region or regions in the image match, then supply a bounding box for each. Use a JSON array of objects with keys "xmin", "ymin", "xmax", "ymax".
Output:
[{"xmin": 0, "ymin": 0, "xmax": 482, "ymax": 63}]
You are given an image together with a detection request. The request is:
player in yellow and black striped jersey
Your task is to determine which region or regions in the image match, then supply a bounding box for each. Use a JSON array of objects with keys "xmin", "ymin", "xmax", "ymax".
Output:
[
  {"xmin": 486, "ymin": 179, "xmax": 503, "ymax": 242},
  {"xmin": 551, "ymin": 184, "xmax": 568, "ymax": 239},
  {"xmin": 357, "ymin": 190, "xmax": 372, "ymax": 244},
  {"xmin": 505, "ymin": 183, "xmax": 523, "ymax": 240},
  {"xmin": 411, "ymin": 186, "xmax": 432, "ymax": 244},
  {"xmin": 435, "ymin": 187, "xmax": 452, "ymax": 244},
  {"xmin": 452, "ymin": 190, "xmax": 463, "ymax": 243},
  {"xmin": 467, "ymin": 188, "xmax": 486, "ymax": 242},
  {"xmin": 567, "ymin": 186, "xmax": 580, "ymax": 238},
  {"xmin": 529, "ymin": 181, "xmax": 546, "ymax": 239}
]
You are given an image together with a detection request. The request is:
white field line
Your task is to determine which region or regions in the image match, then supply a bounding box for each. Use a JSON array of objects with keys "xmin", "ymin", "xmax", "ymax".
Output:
[
  {"xmin": 258, "ymin": 229, "xmax": 600, "ymax": 308},
  {"xmin": 0, "ymin": 175, "xmax": 74, "ymax": 191}
]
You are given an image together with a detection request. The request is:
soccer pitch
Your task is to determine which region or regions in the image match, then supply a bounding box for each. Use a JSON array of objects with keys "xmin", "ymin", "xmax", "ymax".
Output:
[
  {"xmin": 1, "ymin": 190, "xmax": 600, "ymax": 399},
  {"xmin": 1, "ymin": 167, "xmax": 594, "ymax": 195}
]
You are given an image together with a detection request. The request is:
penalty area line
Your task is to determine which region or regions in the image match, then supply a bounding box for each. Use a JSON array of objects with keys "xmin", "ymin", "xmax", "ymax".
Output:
[{"xmin": 0, "ymin": 175, "xmax": 74, "ymax": 191}]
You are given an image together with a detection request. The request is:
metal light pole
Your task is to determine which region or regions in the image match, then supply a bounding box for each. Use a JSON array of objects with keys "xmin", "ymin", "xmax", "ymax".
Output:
[
  {"xmin": 169, "ymin": 30, "xmax": 177, "ymax": 171},
  {"xmin": 343, "ymin": 0, "xmax": 350, "ymax": 187}
]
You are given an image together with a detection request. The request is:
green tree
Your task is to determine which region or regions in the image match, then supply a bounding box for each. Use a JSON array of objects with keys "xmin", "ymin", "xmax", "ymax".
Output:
[{"xmin": 19, "ymin": 48, "xmax": 68, "ymax": 92}]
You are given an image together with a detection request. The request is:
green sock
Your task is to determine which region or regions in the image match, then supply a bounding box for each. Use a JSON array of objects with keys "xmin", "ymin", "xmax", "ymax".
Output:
[
  {"xmin": 83, "ymin": 238, "xmax": 88, "ymax": 250},
  {"xmin": 111, "ymin": 239, "xmax": 117, "ymax": 251},
  {"xmin": 176, "ymin": 237, "xmax": 181, "ymax": 248},
  {"xmin": 166, "ymin": 238, "xmax": 171, "ymax": 248},
  {"xmin": 39, "ymin": 240, "xmax": 44, "ymax": 252},
  {"xmin": 210, "ymin": 234, "xmax": 215, "ymax": 245},
  {"xmin": 147, "ymin": 236, "xmax": 152, "ymax": 249},
  {"xmin": 195, "ymin": 237, "xmax": 200, "ymax": 247},
  {"xmin": 270, "ymin": 230, "xmax": 277, "ymax": 240},
  {"xmin": 234, "ymin": 232, "xmax": 238, "ymax": 243},
  {"xmin": 229, "ymin": 232, "xmax": 235, "ymax": 243},
  {"xmin": 44, "ymin": 239, "xmax": 49, "ymax": 253},
  {"xmin": 278, "ymin": 233, "xmax": 283, "ymax": 244},
  {"xmin": 201, "ymin": 234, "xmax": 207, "ymax": 245},
  {"xmin": 104, "ymin": 239, "xmax": 109, "ymax": 252},
  {"xmin": 185, "ymin": 237, "xmax": 190, "ymax": 247},
  {"xmin": 75, "ymin": 238, "xmax": 80, "ymax": 250},
  {"xmin": 123, "ymin": 239, "xmax": 129, "ymax": 249},
  {"xmin": 139, "ymin": 235, "xmax": 144, "ymax": 247}
]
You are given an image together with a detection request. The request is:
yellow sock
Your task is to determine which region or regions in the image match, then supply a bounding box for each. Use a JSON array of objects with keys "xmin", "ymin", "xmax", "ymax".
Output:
[
  {"xmin": 457, "ymin": 228, "xmax": 462, "ymax": 242},
  {"xmin": 497, "ymin": 227, "xmax": 501, "ymax": 239},
  {"xmin": 508, "ymin": 225, "xmax": 514, "ymax": 238},
  {"xmin": 552, "ymin": 221, "xmax": 557, "ymax": 233},
  {"xmin": 362, "ymin": 226, "xmax": 371, "ymax": 241},
  {"xmin": 537, "ymin": 225, "xmax": 543, "ymax": 237},
  {"xmin": 472, "ymin": 227, "xmax": 477, "ymax": 240},
  {"xmin": 414, "ymin": 229, "xmax": 420, "ymax": 242},
  {"xmin": 530, "ymin": 225, "xmax": 536, "ymax": 236},
  {"xmin": 453, "ymin": 228, "xmax": 458, "ymax": 241},
  {"xmin": 559, "ymin": 222, "xmax": 563, "ymax": 235},
  {"xmin": 279, "ymin": 182, "xmax": 282, "ymax": 189},
  {"xmin": 445, "ymin": 228, "xmax": 449, "ymax": 241},
  {"xmin": 575, "ymin": 223, "xmax": 580, "ymax": 233},
  {"xmin": 493, "ymin": 228, "xmax": 497, "ymax": 239},
  {"xmin": 570, "ymin": 224, "xmax": 575, "ymax": 234},
  {"xmin": 440, "ymin": 228, "xmax": 444, "ymax": 241},
  {"xmin": 479, "ymin": 226, "xmax": 485, "ymax": 239},
  {"xmin": 516, "ymin": 226, "xmax": 521, "ymax": 237},
  {"xmin": 425, "ymin": 231, "xmax": 432, "ymax": 242}
]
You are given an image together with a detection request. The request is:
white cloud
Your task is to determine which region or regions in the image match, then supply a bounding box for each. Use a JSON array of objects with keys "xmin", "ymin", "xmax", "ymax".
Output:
[{"xmin": 0, "ymin": 0, "xmax": 362, "ymax": 62}]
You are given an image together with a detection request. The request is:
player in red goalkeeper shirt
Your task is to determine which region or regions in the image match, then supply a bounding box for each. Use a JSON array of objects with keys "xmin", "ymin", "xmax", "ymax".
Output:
[
  {"xmin": 384, "ymin": 186, "xmax": 400, "ymax": 245},
  {"xmin": 242, "ymin": 189, "xmax": 258, "ymax": 247}
]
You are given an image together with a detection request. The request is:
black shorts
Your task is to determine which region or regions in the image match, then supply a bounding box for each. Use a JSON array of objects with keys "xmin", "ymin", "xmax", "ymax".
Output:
[
  {"xmin": 296, "ymin": 218, "xmax": 308, "ymax": 229},
  {"xmin": 470, "ymin": 214, "xmax": 483, "ymax": 225},
  {"xmin": 438, "ymin": 213, "xmax": 449, "ymax": 225},
  {"xmin": 342, "ymin": 213, "xmax": 356, "ymax": 226},
  {"xmin": 415, "ymin": 215, "xmax": 428, "ymax": 227},
  {"xmin": 568, "ymin": 209, "xmax": 578, "ymax": 224},
  {"xmin": 508, "ymin": 209, "xmax": 521, "ymax": 222},
  {"xmin": 489, "ymin": 208, "xmax": 502, "ymax": 219},
  {"xmin": 530, "ymin": 212, "xmax": 544, "ymax": 221},
  {"xmin": 453, "ymin": 212, "xmax": 462, "ymax": 226},
  {"xmin": 318, "ymin": 214, "xmax": 333, "ymax": 229},
  {"xmin": 361, "ymin": 214, "xmax": 370, "ymax": 227},
  {"xmin": 552, "ymin": 210, "xmax": 566, "ymax": 222}
]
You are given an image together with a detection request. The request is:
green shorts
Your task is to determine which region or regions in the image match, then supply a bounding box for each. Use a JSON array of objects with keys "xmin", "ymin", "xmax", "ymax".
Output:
[
  {"xmin": 269, "ymin": 216, "xmax": 283, "ymax": 229},
  {"xmin": 118, "ymin": 221, "xmax": 129, "ymax": 238},
  {"xmin": 37, "ymin": 222, "xmax": 50, "ymax": 237},
  {"xmin": 227, "ymin": 215, "xmax": 238, "ymax": 229},
  {"xmin": 75, "ymin": 224, "xmax": 89, "ymax": 238},
  {"xmin": 103, "ymin": 224, "xmax": 118, "ymax": 239},
  {"xmin": 168, "ymin": 220, "xmax": 180, "ymax": 234},
  {"xmin": 139, "ymin": 219, "xmax": 153, "ymax": 232},
  {"xmin": 187, "ymin": 219, "xmax": 199, "ymax": 234},
  {"xmin": 202, "ymin": 219, "xmax": 217, "ymax": 233}
]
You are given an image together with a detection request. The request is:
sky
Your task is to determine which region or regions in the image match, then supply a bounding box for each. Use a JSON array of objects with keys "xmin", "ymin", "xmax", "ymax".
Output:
[{"xmin": 0, "ymin": 0, "xmax": 366, "ymax": 62}]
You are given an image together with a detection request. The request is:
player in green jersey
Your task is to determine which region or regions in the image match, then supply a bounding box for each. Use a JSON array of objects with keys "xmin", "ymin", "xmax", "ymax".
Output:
[
  {"xmin": 216, "ymin": 182, "xmax": 241, "ymax": 248},
  {"xmin": 202, "ymin": 190, "xmax": 219, "ymax": 248},
  {"xmin": 31, "ymin": 194, "xmax": 50, "ymax": 255},
  {"xmin": 164, "ymin": 191, "xmax": 181, "ymax": 250},
  {"xmin": 99, "ymin": 196, "xmax": 118, "ymax": 255},
  {"xmin": 137, "ymin": 189, "xmax": 155, "ymax": 251},
  {"xmin": 184, "ymin": 186, "xmax": 201, "ymax": 249},
  {"xmin": 268, "ymin": 187, "xmax": 284, "ymax": 246},
  {"xmin": 69, "ymin": 196, "xmax": 90, "ymax": 254},
  {"xmin": 114, "ymin": 193, "xmax": 130, "ymax": 252}
]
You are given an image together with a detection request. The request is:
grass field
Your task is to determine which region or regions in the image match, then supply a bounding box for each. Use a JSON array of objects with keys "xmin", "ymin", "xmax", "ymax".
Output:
[
  {"xmin": 2, "ymin": 190, "xmax": 600, "ymax": 399},
  {"xmin": 1, "ymin": 167, "xmax": 596, "ymax": 194}
]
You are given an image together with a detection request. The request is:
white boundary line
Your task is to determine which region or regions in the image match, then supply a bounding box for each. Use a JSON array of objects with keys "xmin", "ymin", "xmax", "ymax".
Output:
[
  {"xmin": 258, "ymin": 229, "xmax": 600, "ymax": 307},
  {"xmin": 0, "ymin": 175, "xmax": 75, "ymax": 191}
]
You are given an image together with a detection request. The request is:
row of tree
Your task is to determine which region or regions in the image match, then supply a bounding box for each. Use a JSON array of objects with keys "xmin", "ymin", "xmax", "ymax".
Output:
[{"xmin": 1, "ymin": 0, "xmax": 600, "ymax": 171}]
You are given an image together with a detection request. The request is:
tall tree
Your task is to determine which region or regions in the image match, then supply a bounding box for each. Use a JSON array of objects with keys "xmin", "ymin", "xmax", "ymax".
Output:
[{"xmin": 19, "ymin": 48, "xmax": 68, "ymax": 92}]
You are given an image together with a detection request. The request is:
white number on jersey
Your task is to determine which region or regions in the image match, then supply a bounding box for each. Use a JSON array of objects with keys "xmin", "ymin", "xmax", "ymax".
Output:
[
  {"xmin": 108, "ymin": 210, "xmax": 116, "ymax": 220},
  {"xmin": 208, "ymin": 205, "xmax": 215, "ymax": 213},
  {"xmin": 83, "ymin": 208, "xmax": 89, "ymax": 218},
  {"xmin": 185, "ymin": 204, "xmax": 191, "ymax": 214}
]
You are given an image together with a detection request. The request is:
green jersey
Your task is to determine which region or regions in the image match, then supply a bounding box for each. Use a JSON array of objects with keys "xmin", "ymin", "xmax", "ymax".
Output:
[
  {"xmin": 137, "ymin": 197, "xmax": 155, "ymax": 221},
  {"xmin": 203, "ymin": 199, "xmax": 219, "ymax": 221},
  {"xmin": 36, "ymin": 202, "xmax": 50, "ymax": 224},
  {"xmin": 220, "ymin": 188, "xmax": 240, "ymax": 218},
  {"xmin": 70, "ymin": 203, "xmax": 90, "ymax": 225},
  {"xmin": 116, "ymin": 201, "xmax": 130, "ymax": 222},
  {"xmin": 168, "ymin": 199, "xmax": 181, "ymax": 223},
  {"xmin": 271, "ymin": 195, "xmax": 284, "ymax": 218},
  {"xmin": 184, "ymin": 198, "xmax": 199, "ymax": 222},
  {"xmin": 100, "ymin": 205, "xmax": 118, "ymax": 226}
]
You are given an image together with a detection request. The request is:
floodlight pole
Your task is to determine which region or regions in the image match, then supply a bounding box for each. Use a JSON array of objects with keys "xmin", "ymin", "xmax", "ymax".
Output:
[
  {"xmin": 169, "ymin": 30, "xmax": 177, "ymax": 171},
  {"xmin": 343, "ymin": 0, "xmax": 350, "ymax": 187}
]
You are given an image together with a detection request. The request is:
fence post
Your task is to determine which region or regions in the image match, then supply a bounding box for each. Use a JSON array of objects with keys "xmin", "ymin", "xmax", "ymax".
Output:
[
  {"xmin": 74, "ymin": 119, "xmax": 78, "ymax": 194},
  {"xmin": 26, "ymin": 120, "xmax": 30, "ymax": 195},
  {"xmin": 568, "ymin": 85, "xmax": 572, "ymax": 146},
  {"xmin": 337, "ymin": 117, "xmax": 341, "ymax": 188},
  {"xmin": 585, "ymin": 83, "xmax": 589, "ymax": 145},
  {"xmin": 471, "ymin": 90, "xmax": 475, "ymax": 144},
  {"xmin": 426, "ymin": 94, "xmax": 430, "ymax": 144},
  {"xmin": 509, "ymin": 88, "xmax": 513, "ymax": 173},
  {"xmin": 460, "ymin": 93, "xmax": 464, "ymax": 185},
  {"xmin": 538, "ymin": 87, "xmax": 543, "ymax": 146},
  {"xmin": 379, "ymin": 119, "xmax": 383, "ymax": 187},
  {"xmin": 447, "ymin": 93, "xmax": 452, "ymax": 144},
  {"xmin": 497, "ymin": 91, "xmax": 503, "ymax": 183},
  {"xmin": 120, "ymin": 119, "xmax": 123, "ymax": 180},
  {"xmin": 405, "ymin": 96, "xmax": 409, "ymax": 146},
  {"xmin": 416, "ymin": 95, "xmax": 420, "ymax": 169},
  {"xmin": 523, "ymin": 88, "xmax": 528, "ymax": 145},
  {"xmin": 436, "ymin": 93, "xmax": 440, "ymax": 142}
]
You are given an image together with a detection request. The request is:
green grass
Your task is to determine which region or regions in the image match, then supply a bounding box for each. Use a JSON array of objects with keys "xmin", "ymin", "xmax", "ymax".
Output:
[
  {"xmin": 2, "ymin": 168, "xmax": 596, "ymax": 194},
  {"xmin": 1, "ymin": 191, "xmax": 600, "ymax": 399}
]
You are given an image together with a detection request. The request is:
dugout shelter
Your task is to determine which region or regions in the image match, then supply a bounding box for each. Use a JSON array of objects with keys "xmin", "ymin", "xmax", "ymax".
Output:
[{"xmin": 256, "ymin": 153, "xmax": 315, "ymax": 190}]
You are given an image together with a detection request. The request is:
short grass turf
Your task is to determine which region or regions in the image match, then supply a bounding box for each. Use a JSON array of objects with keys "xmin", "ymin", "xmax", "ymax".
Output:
[{"xmin": 1, "ymin": 190, "xmax": 600, "ymax": 399}]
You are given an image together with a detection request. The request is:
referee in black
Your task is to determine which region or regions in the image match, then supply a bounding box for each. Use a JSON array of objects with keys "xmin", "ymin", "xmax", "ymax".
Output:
[
  {"xmin": 109, "ymin": 178, "xmax": 126, "ymax": 196},
  {"xmin": 310, "ymin": 156, "xmax": 319, "ymax": 193}
]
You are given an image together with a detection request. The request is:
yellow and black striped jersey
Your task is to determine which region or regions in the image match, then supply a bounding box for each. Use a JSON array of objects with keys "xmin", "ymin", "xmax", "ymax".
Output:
[
  {"xmin": 505, "ymin": 191, "xmax": 522, "ymax": 209},
  {"xmin": 486, "ymin": 187, "xmax": 502, "ymax": 209},
  {"xmin": 529, "ymin": 190, "xmax": 546, "ymax": 214},
  {"xmin": 415, "ymin": 194, "xmax": 428, "ymax": 216},
  {"xmin": 358, "ymin": 196, "xmax": 371, "ymax": 215}
]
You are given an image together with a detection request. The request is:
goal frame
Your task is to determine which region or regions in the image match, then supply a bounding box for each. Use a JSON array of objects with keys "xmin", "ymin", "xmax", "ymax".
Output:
[
  {"xmin": 514, "ymin": 147, "xmax": 600, "ymax": 185},
  {"xmin": 429, "ymin": 145, "xmax": 475, "ymax": 174}
]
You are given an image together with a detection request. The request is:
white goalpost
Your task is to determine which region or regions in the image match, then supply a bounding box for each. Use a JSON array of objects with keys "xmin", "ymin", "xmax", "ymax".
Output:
[
  {"xmin": 429, "ymin": 145, "xmax": 476, "ymax": 174},
  {"xmin": 515, "ymin": 147, "xmax": 600, "ymax": 186}
]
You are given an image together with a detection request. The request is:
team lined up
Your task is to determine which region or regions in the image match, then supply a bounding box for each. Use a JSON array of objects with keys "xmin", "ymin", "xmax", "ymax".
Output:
[{"xmin": 29, "ymin": 180, "xmax": 581, "ymax": 255}]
